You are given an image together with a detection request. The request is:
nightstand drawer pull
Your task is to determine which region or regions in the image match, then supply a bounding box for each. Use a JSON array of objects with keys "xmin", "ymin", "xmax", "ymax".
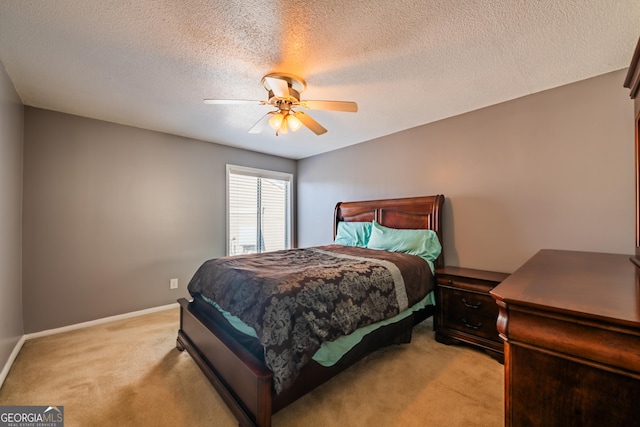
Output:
[
  {"xmin": 462, "ymin": 318, "xmax": 483, "ymax": 330},
  {"xmin": 462, "ymin": 298, "xmax": 482, "ymax": 309}
]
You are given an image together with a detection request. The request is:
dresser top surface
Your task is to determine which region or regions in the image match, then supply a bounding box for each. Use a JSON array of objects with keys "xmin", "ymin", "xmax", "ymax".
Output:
[{"xmin": 490, "ymin": 249, "xmax": 640, "ymax": 328}]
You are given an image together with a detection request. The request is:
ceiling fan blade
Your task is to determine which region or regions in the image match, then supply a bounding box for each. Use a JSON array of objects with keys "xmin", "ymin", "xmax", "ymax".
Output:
[
  {"xmin": 293, "ymin": 111, "xmax": 327, "ymax": 135},
  {"xmin": 204, "ymin": 99, "xmax": 266, "ymax": 105},
  {"xmin": 248, "ymin": 112, "xmax": 275, "ymax": 134},
  {"xmin": 264, "ymin": 76, "xmax": 290, "ymax": 98},
  {"xmin": 299, "ymin": 100, "xmax": 358, "ymax": 112}
]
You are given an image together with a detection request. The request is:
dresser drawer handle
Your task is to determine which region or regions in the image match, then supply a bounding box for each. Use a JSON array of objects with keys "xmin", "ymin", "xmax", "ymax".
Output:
[
  {"xmin": 462, "ymin": 298, "xmax": 482, "ymax": 309},
  {"xmin": 462, "ymin": 318, "xmax": 483, "ymax": 330}
]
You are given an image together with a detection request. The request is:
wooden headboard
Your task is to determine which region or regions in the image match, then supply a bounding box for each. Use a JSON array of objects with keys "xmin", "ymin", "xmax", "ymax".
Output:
[{"xmin": 333, "ymin": 195, "xmax": 445, "ymax": 269}]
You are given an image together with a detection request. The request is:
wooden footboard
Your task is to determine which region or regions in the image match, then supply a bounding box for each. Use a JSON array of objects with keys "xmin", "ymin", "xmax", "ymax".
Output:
[
  {"xmin": 178, "ymin": 297, "xmax": 437, "ymax": 427},
  {"xmin": 177, "ymin": 298, "xmax": 273, "ymax": 427}
]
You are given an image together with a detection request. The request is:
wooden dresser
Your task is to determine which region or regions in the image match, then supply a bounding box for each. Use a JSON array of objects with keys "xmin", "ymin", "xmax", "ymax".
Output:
[{"xmin": 490, "ymin": 249, "xmax": 640, "ymax": 427}]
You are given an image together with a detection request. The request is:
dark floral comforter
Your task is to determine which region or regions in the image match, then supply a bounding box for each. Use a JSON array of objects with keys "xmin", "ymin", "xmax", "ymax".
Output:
[{"xmin": 187, "ymin": 244, "xmax": 434, "ymax": 394}]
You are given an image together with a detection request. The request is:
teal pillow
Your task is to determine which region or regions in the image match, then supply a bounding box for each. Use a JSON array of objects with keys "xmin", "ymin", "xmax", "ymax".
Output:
[
  {"xmin": 366, "ymin": 221, "xmax": 441, "ymax": 271},
  {"xmin": 334, "ymin": 221, "xmax": 372, "ymax": 247}
]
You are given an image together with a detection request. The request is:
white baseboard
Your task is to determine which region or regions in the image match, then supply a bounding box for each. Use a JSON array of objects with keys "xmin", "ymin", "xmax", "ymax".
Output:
[
  {"xmin": 25, "ymin": 302, "xmax": 179, "ymax": 340},
  {"xmin": 0, "ymin": 302, "xmax": 179, "ymax": 389},
  {"xmin": 0, "ymin": 335, "xmax": 25, "ymax": 390}
]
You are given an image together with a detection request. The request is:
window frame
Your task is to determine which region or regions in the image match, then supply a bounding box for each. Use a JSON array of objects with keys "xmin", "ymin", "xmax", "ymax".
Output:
[{"xmin": 226, "ymin": 164, "xmax": 294, "ymax": 256}]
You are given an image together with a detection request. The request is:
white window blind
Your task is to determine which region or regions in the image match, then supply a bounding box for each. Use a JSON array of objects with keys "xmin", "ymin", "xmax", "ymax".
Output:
[{"xmin": 227, "ymin": 165, "xmax": 292, "ymax": 256}]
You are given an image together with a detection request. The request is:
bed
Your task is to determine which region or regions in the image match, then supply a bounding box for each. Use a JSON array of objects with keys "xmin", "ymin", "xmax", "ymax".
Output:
[{"xmin": 176, "ymin": 194, "xmax": 445, "ymax": 427}]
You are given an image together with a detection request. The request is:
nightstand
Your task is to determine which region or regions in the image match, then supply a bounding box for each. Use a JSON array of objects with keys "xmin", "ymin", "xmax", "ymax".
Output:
[{"xmin": 435, "ymin": 266, "xmax": 509, "ymax": 362}]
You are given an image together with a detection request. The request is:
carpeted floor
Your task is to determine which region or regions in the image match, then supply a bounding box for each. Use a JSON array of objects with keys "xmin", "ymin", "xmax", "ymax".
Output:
[{"xmin": 0, "ymin": 308, "xmax": 504, "ymax": 426}]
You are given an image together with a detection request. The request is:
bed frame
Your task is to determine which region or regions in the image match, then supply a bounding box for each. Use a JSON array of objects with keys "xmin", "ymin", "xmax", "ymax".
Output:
[{"xmin": 176, "ymin": 194, "xmax": 445, "ymax": 427}]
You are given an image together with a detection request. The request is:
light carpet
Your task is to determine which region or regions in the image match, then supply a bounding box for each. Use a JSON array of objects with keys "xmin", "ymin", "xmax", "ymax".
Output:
[{"xmin": 0, "ymin": 308, "xmax": 504, "ymax": 426}]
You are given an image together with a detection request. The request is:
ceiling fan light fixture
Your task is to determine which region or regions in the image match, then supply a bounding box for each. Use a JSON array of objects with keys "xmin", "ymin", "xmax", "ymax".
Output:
[
  {"xmin": 268, "ymin": 112, "xmax": 284, "ymax": 130},
  {"xmin": 287, "ymin": 113, "xmax": 302, "ymax": 132},
  {"xmin": 269, "ymin": 111, "xmax": 303, "ymax": 136},
  {"xmin": 280, "ymin": 117, "xmax": 289, "ymax": 134}
]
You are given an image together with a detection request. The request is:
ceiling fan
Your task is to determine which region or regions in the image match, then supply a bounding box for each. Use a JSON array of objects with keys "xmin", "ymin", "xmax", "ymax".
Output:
[{"xmin": 204, "ymin": 73, "xmax": 357, "ymax": 136}]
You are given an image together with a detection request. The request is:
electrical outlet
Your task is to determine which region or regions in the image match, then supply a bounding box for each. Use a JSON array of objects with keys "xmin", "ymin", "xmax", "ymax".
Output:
[{"xmin": 170, "ymin": 278, "xmax": 178, "ymax": 290}]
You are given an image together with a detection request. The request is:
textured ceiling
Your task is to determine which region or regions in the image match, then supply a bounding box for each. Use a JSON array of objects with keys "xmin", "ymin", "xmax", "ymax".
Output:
[{"xmin": 0, "ymin": 1, "xmax": 638, "ymax": 159}]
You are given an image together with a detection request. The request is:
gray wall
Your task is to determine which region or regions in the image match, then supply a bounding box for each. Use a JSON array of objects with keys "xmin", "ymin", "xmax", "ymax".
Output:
[
  {"xmin": 15, "ymin": 69, "xmax": 638, "ymax": 333},
  {"xmin": 22, "ymin": 108, "xmax": 296, "ymax": 333},
  {"xmin": 298, "ymin": 70, "xmax": 635, "ymax": 273},
  {"xmin": 0, "ymin": 62, "xmax": 24, "ymax": 366}
]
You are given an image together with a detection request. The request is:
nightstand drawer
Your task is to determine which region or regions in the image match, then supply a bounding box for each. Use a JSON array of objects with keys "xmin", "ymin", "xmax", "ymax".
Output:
[
  {"xmin": 440, "ymin": 288, "xmax": 500, "ymax": 343},
  {"xmin": 435, "ymin": 266, "xmax": 509, "ymax": 362}
]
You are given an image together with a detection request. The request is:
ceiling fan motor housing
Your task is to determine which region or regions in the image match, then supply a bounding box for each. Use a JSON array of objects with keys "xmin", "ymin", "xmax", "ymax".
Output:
[
  {"xmin": 267, "ymin": 90, "xmax": 300, "ymax": 109},
  {"xmin": 261, "ymin": 73, "xmax": 307, "ymax": 92},
  {"xmin": 263, "ymin": 73, "xmax": 306, "ymax": 107}
]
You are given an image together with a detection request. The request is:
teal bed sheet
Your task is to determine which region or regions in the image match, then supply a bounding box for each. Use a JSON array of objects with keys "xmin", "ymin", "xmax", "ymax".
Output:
[{"xmin": 201, "ymin": 291, "xmax": 435, "ymax": 367}]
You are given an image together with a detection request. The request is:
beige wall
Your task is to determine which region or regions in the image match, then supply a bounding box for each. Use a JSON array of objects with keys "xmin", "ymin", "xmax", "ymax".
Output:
[
  {"xmin": 0, "ymin": 61, "xmax": 24, "ymax": 368},
  {"xmin": 22, "ymin": 108, "xmax": 296, "ymax": 332},
  {"xmin": 297, "ymin": 70, "xmax": 635, "ymax": 273}
]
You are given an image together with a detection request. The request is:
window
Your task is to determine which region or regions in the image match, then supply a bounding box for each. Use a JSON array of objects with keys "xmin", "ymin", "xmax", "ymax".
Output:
[{"xmin": 227, "ymin": 165, "xmax": 293, "ymax": 256}]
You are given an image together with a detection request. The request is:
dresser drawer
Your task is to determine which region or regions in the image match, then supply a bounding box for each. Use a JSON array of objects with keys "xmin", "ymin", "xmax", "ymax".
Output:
[{"xmin": 440, "ymin": 288, "xmax": 500, "ymax": 343}]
